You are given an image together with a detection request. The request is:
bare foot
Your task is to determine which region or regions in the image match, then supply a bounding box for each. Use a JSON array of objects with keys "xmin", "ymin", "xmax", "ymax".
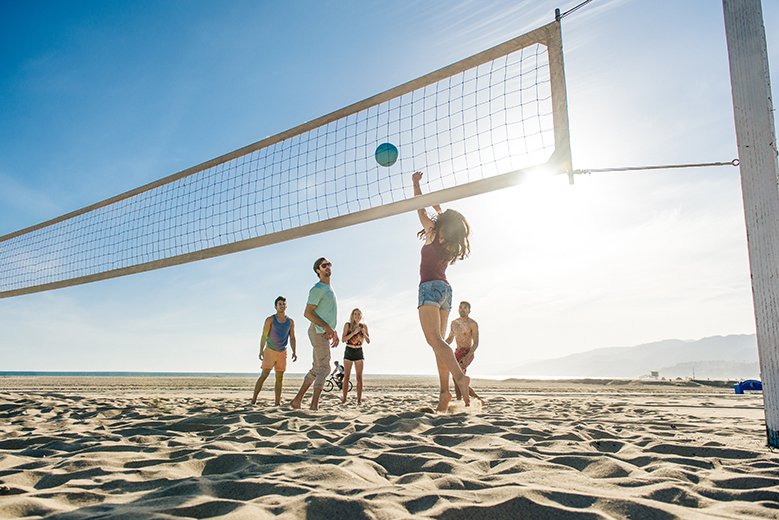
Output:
[
  {"xmin": 309, "ymin": 404, "xmax": 319, "ymax": 411},
  {"xmin": 250, "ymin": 398, "xmax": 257, "ymax": 405},
  {"xmin": 456, "ymin": 376, "xmax": 471, "ymax": 406},
  {"xmin": 274, "ymin": 402, "xmax": 280, "ymax": 407},
  {"xmin": 340, "ymin": 398, "xmax": 346, "ymax": 404},
  {"xmin": 436, "ymin": 391, "xmax": 452, "ymax": 412},
  {"xmin": 290, "ymin": 398, "xmax": 301, "ymax": 409}
]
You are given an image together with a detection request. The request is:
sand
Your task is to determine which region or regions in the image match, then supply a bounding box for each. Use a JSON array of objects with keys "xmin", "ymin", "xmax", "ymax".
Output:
[{"xmin": 0, "ymin": 376, "xmax": 776, "ymax": 519}]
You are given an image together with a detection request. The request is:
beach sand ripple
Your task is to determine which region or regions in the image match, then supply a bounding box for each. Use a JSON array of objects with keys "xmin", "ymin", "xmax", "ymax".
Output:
[{"xmin": 0, "ymin": 376, "xmax": 776, "ymax": 519}]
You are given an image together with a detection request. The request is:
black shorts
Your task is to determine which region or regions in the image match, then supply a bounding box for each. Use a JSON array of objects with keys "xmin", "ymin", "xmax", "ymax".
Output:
[{"xmin": 344, "ymin": 346, "xmax": 364, "ymax": 361}]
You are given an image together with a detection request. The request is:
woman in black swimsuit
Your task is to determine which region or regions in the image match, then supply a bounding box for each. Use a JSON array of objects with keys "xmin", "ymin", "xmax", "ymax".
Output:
[{"xmin": 341, "ymin": 308, "xmax": 370, "ymax": 404}]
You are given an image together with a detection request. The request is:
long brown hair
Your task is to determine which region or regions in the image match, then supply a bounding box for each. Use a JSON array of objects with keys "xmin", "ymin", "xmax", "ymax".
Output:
[{"xmin": 417, "ymin": 209, "xmax": 471, "ymax": 264}]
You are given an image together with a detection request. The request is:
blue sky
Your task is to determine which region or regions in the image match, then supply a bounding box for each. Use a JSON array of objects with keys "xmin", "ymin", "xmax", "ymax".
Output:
[{"xmin": 1, "ymin": 0, "xmax": 777, "ymax": 375}]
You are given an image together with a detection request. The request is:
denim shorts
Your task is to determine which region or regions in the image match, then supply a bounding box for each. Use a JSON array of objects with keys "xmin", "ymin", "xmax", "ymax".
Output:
[{"xmin": 418, "ymin": 280, "xmax": 452, "ymax": 311}]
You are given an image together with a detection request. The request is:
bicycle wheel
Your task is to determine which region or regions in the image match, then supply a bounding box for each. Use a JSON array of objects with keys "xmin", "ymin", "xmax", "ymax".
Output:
[
  {"xmin": 348, "ymin": 381, "xmax": 353, "ymax": 392},
  {"xmin": 323, "ymin": 379, "xmax": 334, "ymax": 392}
]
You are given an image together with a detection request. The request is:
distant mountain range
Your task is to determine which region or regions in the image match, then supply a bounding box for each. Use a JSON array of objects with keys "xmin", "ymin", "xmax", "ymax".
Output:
[{"xmin": 502, "ymin": 334, "xmax": 759, "ymax": 379}]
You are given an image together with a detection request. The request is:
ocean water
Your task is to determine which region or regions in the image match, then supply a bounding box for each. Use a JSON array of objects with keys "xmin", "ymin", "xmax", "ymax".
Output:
[{"xmin": 0, "ymin": 371, "xmax": 436, "ymax": 378}]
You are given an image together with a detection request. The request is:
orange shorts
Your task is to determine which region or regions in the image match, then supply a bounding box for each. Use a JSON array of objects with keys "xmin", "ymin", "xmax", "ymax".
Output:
[{"xmin": 261, "ymin": 348, "xmax": 287, "ymax": 372}]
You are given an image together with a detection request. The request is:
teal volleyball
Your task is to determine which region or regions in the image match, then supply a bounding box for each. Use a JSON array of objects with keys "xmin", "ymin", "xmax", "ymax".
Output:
[{"xmin": 375, "ymin": 142, "xmax": 398, "ymax": 167}]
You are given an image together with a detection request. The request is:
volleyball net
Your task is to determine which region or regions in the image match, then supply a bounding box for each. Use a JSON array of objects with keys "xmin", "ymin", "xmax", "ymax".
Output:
[{"xmin": 0, "ymin": 21, "xmax": 571, "ymax": 298}]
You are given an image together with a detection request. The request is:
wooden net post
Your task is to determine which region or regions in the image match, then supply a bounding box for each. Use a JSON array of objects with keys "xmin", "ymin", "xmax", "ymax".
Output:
[{"xmin": 723, "ymin": 0, "xmax": 779, "ymax": 447}]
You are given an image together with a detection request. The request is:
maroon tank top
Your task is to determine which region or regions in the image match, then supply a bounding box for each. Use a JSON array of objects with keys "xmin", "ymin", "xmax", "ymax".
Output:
[{"xmin": 419, "ymin": 236, "xmax": 449, "ymax": 283}]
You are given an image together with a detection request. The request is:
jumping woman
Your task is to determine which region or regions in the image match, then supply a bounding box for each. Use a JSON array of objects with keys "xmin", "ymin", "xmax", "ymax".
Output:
[{"xmin": 412, "ymin": 171, "xmax": 473, "ymax": 411}]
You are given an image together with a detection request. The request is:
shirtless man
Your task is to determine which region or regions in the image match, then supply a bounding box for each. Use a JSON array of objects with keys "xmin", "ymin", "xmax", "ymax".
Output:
[{"xmin": 446, "ymin": 301, "xmax": 480, "ymax": 401}]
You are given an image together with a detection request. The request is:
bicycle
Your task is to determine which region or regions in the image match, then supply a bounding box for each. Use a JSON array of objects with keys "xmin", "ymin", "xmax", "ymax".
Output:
[{"xmin": 323, "ymin": 374, "xmax": 353, "ymax": 392}]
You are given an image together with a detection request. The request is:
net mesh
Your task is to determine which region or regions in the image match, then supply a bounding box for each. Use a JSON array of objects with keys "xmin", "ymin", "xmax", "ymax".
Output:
[{"xmin": 1, "ymin": 29, "xmax": 560, "ymax": 297}]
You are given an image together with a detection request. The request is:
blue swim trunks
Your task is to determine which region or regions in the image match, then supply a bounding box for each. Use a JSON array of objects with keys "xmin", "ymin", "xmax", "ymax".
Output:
[{"xmin": 417, "ymin": 280, "xmax": 452, "ymax": 311}]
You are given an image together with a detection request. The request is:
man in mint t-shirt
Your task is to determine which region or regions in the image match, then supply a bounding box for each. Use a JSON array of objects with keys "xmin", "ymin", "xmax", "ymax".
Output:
[{"xmin": 291, "ymin": 257, "xmax": 339, "ymax": 411}]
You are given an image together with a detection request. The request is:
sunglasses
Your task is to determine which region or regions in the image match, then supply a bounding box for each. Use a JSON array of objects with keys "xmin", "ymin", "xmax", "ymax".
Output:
[{"xmin": 319, "ymin": 262, "xmax": 332, "ymax": 269}]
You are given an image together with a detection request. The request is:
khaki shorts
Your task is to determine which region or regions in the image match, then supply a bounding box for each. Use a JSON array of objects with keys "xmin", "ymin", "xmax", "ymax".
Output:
[{"xmin": 306, "ymin": 324, "xmax": 331, "ymax": 389}]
